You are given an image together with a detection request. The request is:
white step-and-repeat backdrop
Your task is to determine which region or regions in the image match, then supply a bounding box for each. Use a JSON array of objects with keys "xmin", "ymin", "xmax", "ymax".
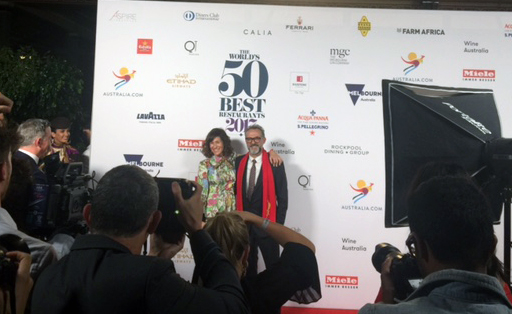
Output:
[{"xmin": 91, "ymin": 0, "xmax": 512, "ymax": 309}]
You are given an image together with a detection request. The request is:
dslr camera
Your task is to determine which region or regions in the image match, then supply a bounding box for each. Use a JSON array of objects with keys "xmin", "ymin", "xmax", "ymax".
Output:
[{"xmin": 371, "ymin": 243, "xmax": 422, "ymax": 301}]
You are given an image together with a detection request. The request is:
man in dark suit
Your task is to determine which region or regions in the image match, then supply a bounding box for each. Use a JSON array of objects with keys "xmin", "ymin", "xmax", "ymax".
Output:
[{"xmin": 235, "ymin": 124, "xmax": 288, "ymax": 276}]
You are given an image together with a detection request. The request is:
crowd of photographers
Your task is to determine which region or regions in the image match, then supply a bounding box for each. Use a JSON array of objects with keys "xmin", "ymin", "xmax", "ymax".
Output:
[{"xmin": 1, "ymin": 89, "xmax": 512, "ymax": 313}]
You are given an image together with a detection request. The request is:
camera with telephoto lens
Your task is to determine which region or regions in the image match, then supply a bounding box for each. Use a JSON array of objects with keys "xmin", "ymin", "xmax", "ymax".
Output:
[
  {"xmin": 371, "ymin": 243, "xmax": 422, "ymax": 301},
  {"xmin": 154, "ymin": 178, "xmax": 196, "ymax": 244}
]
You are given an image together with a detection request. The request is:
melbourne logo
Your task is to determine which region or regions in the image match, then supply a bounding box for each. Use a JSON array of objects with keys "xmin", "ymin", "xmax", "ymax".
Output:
[
  {"xmin": 463, "ymin": 40, "xmax": 489, "ymax": 53},
  {"xmin": 462, "ymin": 69, "xmax": 495, "ymax": 82},
  {"xmin": 167, "ymin": 73, "xmax": 197, "ymax": 88},
  {"xmin": 137, "ymin": 39, "xmax": 153, "ymax": 55},
  {"xmin": 298, "ymin": 175, "xmax": 313, "ymax": 190},
  {"xmin": 330, "ymin": 49, "xmax": 350, "ymax": 65},
  {"xmin": 183, "ymin": 10, "xmax": 219, "ymax": 21},
  {"xmin": 137, "ymin": 112, "xmax": 165, "ymax": 124},
  {"xmin": 177, "ymin": 139, "xmax": 204, "ymax": 152},
  {"xmin": 123, "ymin": 154, "xmax": 163, "ymax": 173},
  {"xmin": 345, "ymin": 84, "xmax": 381, "ymax": 105},
  {"xmin": 290, "ymin": 72, "xmax": 309, "ymax": 93},
  {"xmin": 184, "ymin": 41, "xmax": 198, "ymax": 55},
  {"xmin": 397, "ymin": 28, "xmax": 445, "ymax": 35},
  {"xmin": 285, "ymin": 16, "xmax": 314, "ymax": 32},
  {"xmin": 297, "ymin": 110, "xmax": 329, "ymax": 136},
  {"xmin": 109, "ymin": 10, "xmax": 136, "ymax": 22},
  {"xmin": 350, "ymin": 180, "xmax": 374, "ymax": 203},
  {"xmin": 358, "ymin": 16, "xmax": 371, "ymax": 37},
  {"xmin": 218, "ymin": 49, "xmax": 267, "ymax": 135},
  {"xmin": 325, "ymin": 275, "xmax": 359, "ymax": 289}
]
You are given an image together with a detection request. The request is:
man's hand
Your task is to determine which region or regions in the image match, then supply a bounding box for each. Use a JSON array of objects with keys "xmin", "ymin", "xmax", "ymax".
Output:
[
  {"xmin": 149, "ymin": 233, "xmax": 185, "ymax": 259},
  {"xmin": 6, "ymin": 251, "xmax": 33, "ymax": 314},
  {"xmin": 380, "ymin": 256, "xmax": 396, "ymax": 304},
  {"xmin": 269, "ymin": 149, "xmax": 283, "ymax": 167},
  {"xmin": 172, "ymin": 181, "xmax": 203, "ymax": 234}
]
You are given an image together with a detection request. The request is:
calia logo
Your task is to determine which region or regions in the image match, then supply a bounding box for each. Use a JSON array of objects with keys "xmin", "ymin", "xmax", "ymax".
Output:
[
  {"xmin": 358, "ymin": 16, "xmax": 371, "ymax": 37},
  {"xmin": 113, "ymin": 67, "xmax": 136, "ymax": 90},
  {"xmin": 402, "ymin": 52, "xmax": 425, "ymax": 75},
  {"xmin": 350, "ymin": 180, "xmax": 374, "ymax": 203}
]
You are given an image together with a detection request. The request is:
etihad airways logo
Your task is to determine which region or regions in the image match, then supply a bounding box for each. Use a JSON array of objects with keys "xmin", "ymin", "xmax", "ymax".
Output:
[{"xmin": 345, "ymin": 84, "xmax": 381, "ymax": 105}]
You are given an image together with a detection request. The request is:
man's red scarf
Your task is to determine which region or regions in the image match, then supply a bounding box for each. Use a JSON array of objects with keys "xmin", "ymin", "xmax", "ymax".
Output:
[{"xmin": 236, "ymin": 150, "xmax": 277, "ymax": 222}]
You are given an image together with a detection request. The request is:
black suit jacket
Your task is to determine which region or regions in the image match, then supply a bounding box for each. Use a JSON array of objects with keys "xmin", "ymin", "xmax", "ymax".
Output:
[
  {"xmin": 14, "ymin": 150, "xmax": 47, "ymax": 185},
  {"xmin": 235, "ymin": 153, "xmax": 288, "ymax": 224}
]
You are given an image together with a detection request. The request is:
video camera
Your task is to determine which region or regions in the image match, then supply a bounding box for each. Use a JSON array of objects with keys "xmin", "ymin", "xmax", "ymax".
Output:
[
  {"xmin": 26, "ymin": 153, "xmax": 91, "ymax": 238},
  {"xmin": 371, "ymin": 242, "xmax": 422, "ymax": 301}
]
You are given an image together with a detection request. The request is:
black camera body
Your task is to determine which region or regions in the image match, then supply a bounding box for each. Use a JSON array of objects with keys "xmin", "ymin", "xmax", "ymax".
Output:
[
  {"xmin": 154, "ymin": 178, "xmax": 196, "ymax": 244},
  {"xmin": 372, "ymin": 243, "xmax": 422, "ymax": 301}
]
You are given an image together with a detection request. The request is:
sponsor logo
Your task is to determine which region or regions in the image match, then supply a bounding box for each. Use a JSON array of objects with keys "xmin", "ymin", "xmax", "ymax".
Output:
[
  {"xmin": 298, "ymin": 175, "xmax": 313, "ymax": 190},
  {"xmin": 184, "ymin": 40, "xmax": 198, "ymax": 55},
  {"xmin": 183, "ymin": 10, "xmax": 219, "ymax": 21},
  {"xmin": 297, "ymin": 110, "xmax": 329, "ymax": 135},
  {"xmin": 136, "ymin": 112, "xmax": 165, "ymax": 124},
  {"xmin": 290, "ymin": 72, "xmax": 309, "ymax": 93},
  {"xmin": 463, "ymin": 40, "xmax": 489, "ymax": 53},
  {"xmin": 462, "ymin": 69, "xmax": 495, "ymax": 82},
  {"xmin": 505, "ymin": 24, "xmax": 512, "ymax": 38},
  {"xmin": 325, "ymin": 275, "xmax": 359, "ymax": 289},
  {"xmin": 358, "ymin": 16, "xmax": 371, "ymax": 37},
  {"xmin": 219, "ymin": 49, "xmax": 268, "ymax": 135},
  {"xmin": 123, "ymin": 154, "xmax": 163, "ymax": 173},
  {"xmin": 397, "ymin": 28, "xmax": 445, "ymax": 35},
  {"xmin": 137, "ymin": 39, "xmax": 153, "ymax": 55},
  {"xmin": 173, "ymin": 247, "xmax": 194, "ymax": 264},
  {"xmin": 345, "ymin": 84, "xmax": 381, "ymax": 105},
  {"xmin": 243, "ymin": 29, "xmax": 272, "ymax": 36},
  {"xmin": 330, "ymin": 48, "xmax": 350, "ymax": 65},
  {"xmin": 178, "ymin": 139, "xmax": 204, "ymax": 152},
  {"xmin": 285, "ymin": 16, "xmax": 314, "ymax": 32},
  {"xmin": 350, "ymin": 180, "xmax": 374, "ymax": 203},
  {"xmin": 103, "ymin": 67, "xmax": 143, "ymax": 97},
  {"xmin": 341, "ymin": 237, "xmax": 367, "ymax": 252},
  {"xmin": 324, "ymin": 145, "xmax": 369, "ymax": 156},
  {"xmin": 167, "ymin": 73, "xmax": 197, "ymax": 88},
  {"xmin": 392, "ymin": 52, "xmax": 433, "ymax": 83},
  {"xmin": 110, "ymin": 10, "xmax": 136, "ymax": 22},
  {"xmin": 269, "ymin": 141, "xmax": 295, "ymax": 155}
]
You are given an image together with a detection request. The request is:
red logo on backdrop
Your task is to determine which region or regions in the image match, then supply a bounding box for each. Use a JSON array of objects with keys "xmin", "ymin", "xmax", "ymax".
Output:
[
  {"xmin": 463, "ymin": 69, "xmax": 495, "ymax": 78},
  {"xmin": 296, "ymin": 76, "xmax": 303, "ymax": 82},
  {"xmin": 325, "ymin": 275, "xmax": 359, "ymax": 286},
  {"xmin": 137, "ymin": 39, "xmax": 153, "ymax": 54},
  {"xmin": 178, "ymin": 139, "xmax": 204, "ymax": 148}
]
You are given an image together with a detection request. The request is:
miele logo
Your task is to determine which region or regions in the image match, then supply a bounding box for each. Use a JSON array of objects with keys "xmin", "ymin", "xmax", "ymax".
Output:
[
  {"xmin": 463, "ymin": 69, "xmax": 495, "ymax": 78},
  {"xmin": 178, "ymin": 139, "xmax": 204, "ymax": 148},
  {"xmin": 325, "ymin": 275, "xmax": 358, "ymax": 286}
]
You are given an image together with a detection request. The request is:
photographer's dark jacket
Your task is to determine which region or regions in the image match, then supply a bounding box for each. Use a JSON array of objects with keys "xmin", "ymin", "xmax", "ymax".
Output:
[
  {"xmin": 31, "ymin": 230, "xmax": 249, "ymax": 314},
  {"xmin": 360, "ymin": 269, "xmax": 512, "ymax": 314}
]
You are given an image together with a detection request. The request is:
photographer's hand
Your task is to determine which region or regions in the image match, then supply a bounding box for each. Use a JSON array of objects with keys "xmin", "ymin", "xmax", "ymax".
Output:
[
  {"xmin": 172, "ymin": 181, "xmax": 203, "ymax": 235},
  {"xmin": 149, "ymin": 233, "xmax": 185, "ymax": 259},
  {"xmin": 380, "ymin": 256, "xmax": 396, "ymax": 304},
  {"xmin": 0, "ymin": 92, "xmax": 13, "ymax": 114},
  {"xmin": 6, "ymin": 251, "xmax": 33, "ymax": 314}
]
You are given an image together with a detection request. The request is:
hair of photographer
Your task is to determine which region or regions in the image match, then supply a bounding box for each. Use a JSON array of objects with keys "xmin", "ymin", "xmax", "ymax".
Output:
[
  {"xmin": 83, "ymin": 165, "xmax": 162, "ymax": 253},
  {"xmin": 408, "ymin": 175, "xmax": 495, "ymax": 276},
  {"xmin": 202, "ymin": 128, "xmax": 234, "ymax": 158},
  {"xmin": 0, "ymin": 125, "xmax": 21, "ymax": 202}
]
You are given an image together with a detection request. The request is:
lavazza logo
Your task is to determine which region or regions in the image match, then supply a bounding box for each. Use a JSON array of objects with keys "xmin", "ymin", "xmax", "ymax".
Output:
[
  {"xmin": 177, "ymin": 139, "xmax": 204, "ymax": 152},
  {"xmin": 136, "ymin": 112, "xmax": 165, "ymax": 124},
  {"xmin": 290, "ymin": 72, "xmax": 309, "ymax": 94},
  {"xmin": 397, "ymin": 27, "xmax": 445, "ymax": 35},
  {"xmin": 285, "ymin": 16, "xmax": 314, "ymax": 32},
  {"xmin": 345, "ymin": 84, "xmax": 381, "ymax": 105},
  {"xmin": 123, "ymin": 154, "xmax": 163, "ymax": 173},
  {"xmin": 109, "ymin": 10, "xmax": 136, "ymax": 22},
  {"xmin": 297, "ymin": 110, "xmax": 329, "ymax": 136},
  {"xmin": 330, "ymin": 48, "xmax": 350, "ymax": 65},
  {"xmin": 325, "ymin": 275, "xmax": 359, "ymax": 289},
  {"xmin": 462, "ymin": 69, "xmax": 495, "ymax": 82},
  {"xmin": 183, "ymin": 10, "xmax": 219, "ymax": 21}
]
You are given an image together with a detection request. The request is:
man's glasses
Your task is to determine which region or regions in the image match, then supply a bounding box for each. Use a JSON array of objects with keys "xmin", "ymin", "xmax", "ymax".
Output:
[{"xmin": 245, "ymin": 137, "xmax": 262, "ymax": 143}]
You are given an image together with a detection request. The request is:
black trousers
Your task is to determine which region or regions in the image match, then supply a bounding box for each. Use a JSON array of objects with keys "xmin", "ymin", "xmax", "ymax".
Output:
[{"xmin": 246, "ymin": 224, "xmax": 280, "ymax": 277}]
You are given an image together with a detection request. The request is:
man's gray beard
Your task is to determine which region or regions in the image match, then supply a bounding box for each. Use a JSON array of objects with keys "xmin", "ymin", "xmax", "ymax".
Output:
[{"xmin": 249, "ymin": 146, "xmax": 261, "ymax": 156}]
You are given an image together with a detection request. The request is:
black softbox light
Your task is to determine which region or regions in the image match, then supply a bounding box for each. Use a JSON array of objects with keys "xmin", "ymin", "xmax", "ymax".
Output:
[{"xmin": 382, "ymin": 80, "xmax": 504, "ymax": 227}]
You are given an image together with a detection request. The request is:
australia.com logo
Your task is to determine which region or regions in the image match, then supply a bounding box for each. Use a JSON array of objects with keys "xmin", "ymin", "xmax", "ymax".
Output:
[
  {"xmin": 325, "ymin": 275, "xmax": 359, "ymax": 289},
  {"xmin": 183, "ymin": 10, "xmax": 219, "ymax": 21},
  {"xmin": 124, "ymin": 154, "xmax": 163, "ymax": 172},
  {"xmin": 177, "ymin": 139, "xmax": 204, "ymax": 152},
  {"xmin": 103, "ymin": 67, "xmax": 143, "ymax": 97}
]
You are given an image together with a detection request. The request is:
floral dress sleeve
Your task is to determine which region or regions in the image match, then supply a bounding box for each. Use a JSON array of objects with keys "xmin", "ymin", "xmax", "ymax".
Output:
[{"xmin": 197, "ymin": 159, "xmax": 209, "ymax": 208}]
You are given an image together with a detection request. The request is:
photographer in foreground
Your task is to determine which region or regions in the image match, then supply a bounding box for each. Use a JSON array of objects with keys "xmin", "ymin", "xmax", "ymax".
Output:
[
  {"xmin": 31, "ymin": 165, "xmax": 248, "ymax": 314},
  {"xmin": 0, "ymin": 251, "xmax": 33, "ymax": 314},
  {"xmin": 360, "ymin": 176, "xmax": 512, "ymax": 313}
]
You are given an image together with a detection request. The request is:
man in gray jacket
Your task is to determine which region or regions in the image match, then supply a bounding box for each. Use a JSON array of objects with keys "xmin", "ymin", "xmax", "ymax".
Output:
[{"xmin": 360, "ymin": 176, "xmax": 512, "ymax": 313}]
